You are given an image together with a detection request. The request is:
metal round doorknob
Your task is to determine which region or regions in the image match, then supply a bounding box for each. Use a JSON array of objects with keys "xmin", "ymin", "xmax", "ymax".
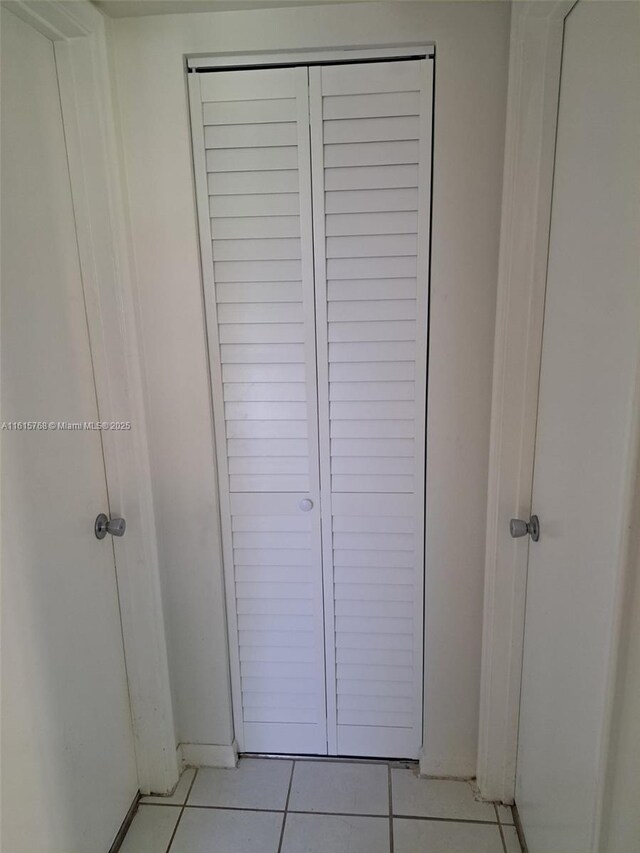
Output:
[
  {"xmin": 299, "ymin": 498, "xmax": 314, "ymax": 512},
  {"xmin": 510, "ymin": 518, "xmax": 528, "ymax": 538},
  {"xmin": 95, "ymin": 513, "xmax": 127, "ymax": 539},
  {"xmin": 509, "ymin": 515, "xmax": 540, "ymax": 542}
]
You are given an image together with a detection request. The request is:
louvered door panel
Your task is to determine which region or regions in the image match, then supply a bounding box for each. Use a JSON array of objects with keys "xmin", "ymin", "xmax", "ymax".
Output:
[
  {"xmin": 230, "ymin": 492, "xmax": 327, "ymax": 750},
  {"xmin": 190, "ymin": 67, "xmax": 327, "ymax": 754},
  {"xmin": 191, "ymin": 58, "xmax": 431, "ymax": 760},
  {"xmin": 310, "ymin": 60, "xmax": 432, "ymax": 758}
]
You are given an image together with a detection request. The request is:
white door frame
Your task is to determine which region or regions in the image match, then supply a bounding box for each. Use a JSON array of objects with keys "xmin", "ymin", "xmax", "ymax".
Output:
[
  {"xmin": 5, "ymin": 0, "xmax": 179, "ymax": 795},
  {"xmin": 476, "ymin": 0, "xmax": 575, "ymax": 805},
  {"xmin": 477, "ymin": 0, "xmax": 640, "ymax": 818}
]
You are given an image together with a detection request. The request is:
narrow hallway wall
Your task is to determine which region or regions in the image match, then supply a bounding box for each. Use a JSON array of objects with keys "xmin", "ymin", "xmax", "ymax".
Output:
[{"xmin": 108, "ymin": 0, "xmax": 510, "ymax": 774}]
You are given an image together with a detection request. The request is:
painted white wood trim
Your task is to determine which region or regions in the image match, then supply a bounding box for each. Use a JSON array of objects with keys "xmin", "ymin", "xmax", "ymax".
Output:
[
  {"xmin": 477, "ymin": 0, "xmax": 575, "ymax": 804},
  {"xmin": 294, "ymin": 65, "xmax": 330, "ymax": 755},
  {"xmin": 180, "ymin": 740, "xmax": 239, "ymax": 769},
  {"xmin": 308, "ymin": 66, "xmax": 337, "ymax": 756},
  {"xmin": 187, "ymin": 71, "xmax": 244, "ymax": 751},
  {"xmin": 188, "ymin": 44, "xmax": 434, "ymax": 70},
  {"xmin": 415, "ymin": 58, "xmax": 433, "ymax": 760},
  {"xmin": 11, "ymin": 0, "xmax": 179, "ymax": 796}
]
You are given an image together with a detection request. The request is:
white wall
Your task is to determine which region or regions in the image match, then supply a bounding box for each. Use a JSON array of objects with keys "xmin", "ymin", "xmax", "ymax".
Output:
[{"xmin": 108, "ymin": 0, "xmax": 510, "ymax": 773}]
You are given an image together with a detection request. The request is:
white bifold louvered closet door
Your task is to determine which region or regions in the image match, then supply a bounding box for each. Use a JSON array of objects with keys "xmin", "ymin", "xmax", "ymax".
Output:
[{"xmin": 189, "ymin": 56, "xmax": 432, "ymax": 759}]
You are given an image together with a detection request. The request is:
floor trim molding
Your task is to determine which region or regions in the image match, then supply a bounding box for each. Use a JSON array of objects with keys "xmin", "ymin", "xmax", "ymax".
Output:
[{"xmin": 108, "ymin": 791, "xmax": 140, "ymax": 853}]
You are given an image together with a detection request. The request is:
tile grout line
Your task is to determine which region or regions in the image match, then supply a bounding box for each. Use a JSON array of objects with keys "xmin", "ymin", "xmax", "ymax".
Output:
[
  {"xmin": 495, "ymin": 803, "xmax": 509, "ymax": 853},
  {"xmin": 390, "ymin": 813, "xmax": 499, "ymax": 826},
  {"xmin": 164, "ymin": 768, "xmax": 199, "ymax": 853},
  {"xmin": 144, "ymin": 801, "xmax": 501, "ymax": 826},
  {"xmin": 276, "ymin": 759, "xmax": 296, "ymax": 853},
  {"xmin": 388, "ymin": 764, "xmax": 394, "ymax": 853},
  {"xmin": 146, "ymin": 802, "xmax": 285, "ymax": 813}
]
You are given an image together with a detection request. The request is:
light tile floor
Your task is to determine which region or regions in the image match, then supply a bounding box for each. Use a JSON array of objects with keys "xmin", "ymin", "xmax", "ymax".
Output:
[{"xmin": 119, "ymin": 758, "xmax": 522, "ymax": 853}]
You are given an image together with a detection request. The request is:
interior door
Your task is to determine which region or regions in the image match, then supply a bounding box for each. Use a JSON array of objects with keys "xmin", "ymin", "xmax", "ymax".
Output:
[
  {"xmin": 309, "ymin": 59, "xmax": 432, "ymax": 758},
  {"xmin": 1, "ymin": 10, "xmax": 138, "ymax": 852},
  {"xmin": 515, "ymin": 3, "xmax": 640, "ymax": 851}
]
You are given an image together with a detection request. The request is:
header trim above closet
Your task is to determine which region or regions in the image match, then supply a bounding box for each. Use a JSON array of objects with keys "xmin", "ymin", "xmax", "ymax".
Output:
[{"xmin": 187, "ymin": 44, "xmax": 435, "ymax": 72}]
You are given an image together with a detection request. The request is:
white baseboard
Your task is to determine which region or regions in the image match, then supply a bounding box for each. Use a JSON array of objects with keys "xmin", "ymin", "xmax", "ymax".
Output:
[
  {"xmin": 419, "ymin": 753, "xmax": 475, "ymax": 779},
  {"xmin": 179, "ymin": 741, "xmax": 238, "ymax": 768}
]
